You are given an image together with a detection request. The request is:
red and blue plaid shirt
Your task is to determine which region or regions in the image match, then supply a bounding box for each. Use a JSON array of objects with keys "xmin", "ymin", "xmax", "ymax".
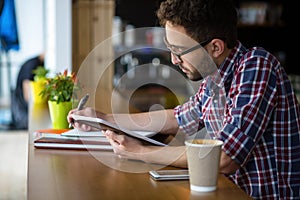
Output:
[{"xmin": 175, "ymin": 41, "xmax": 300, "ymax": 199}]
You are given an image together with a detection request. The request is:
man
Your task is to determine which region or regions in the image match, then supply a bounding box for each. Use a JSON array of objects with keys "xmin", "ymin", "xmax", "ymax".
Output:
[
  {"xmin": 10, "ymin": 54, "xmax": 44, "ymax": 129},
  {"xmin": 68, "ymin": 0, "xmax": 300, "ymax": 199}
]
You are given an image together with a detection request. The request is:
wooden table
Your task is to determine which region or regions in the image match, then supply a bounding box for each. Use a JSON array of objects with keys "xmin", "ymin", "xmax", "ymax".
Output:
[{"xmin": 27, "ymin": 103, "xmax": 252, "ymax": 200}]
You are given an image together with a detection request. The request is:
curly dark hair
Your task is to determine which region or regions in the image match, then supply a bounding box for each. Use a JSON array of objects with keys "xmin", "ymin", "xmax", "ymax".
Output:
[{"xmin": 156, "ymin": 0, "xmax": 238, "ymax": 48}]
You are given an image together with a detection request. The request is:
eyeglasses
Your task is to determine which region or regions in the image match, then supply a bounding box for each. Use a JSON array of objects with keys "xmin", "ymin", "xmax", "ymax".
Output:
[{"xmin": 163, "ymin": 37, "xmax": 212, "ymax": 62}]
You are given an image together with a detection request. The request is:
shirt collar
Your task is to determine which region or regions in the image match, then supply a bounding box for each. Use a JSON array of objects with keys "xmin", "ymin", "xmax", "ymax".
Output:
[{"xmin": 217, "ymin": 41, "xmax": 245, "ymax": 88}]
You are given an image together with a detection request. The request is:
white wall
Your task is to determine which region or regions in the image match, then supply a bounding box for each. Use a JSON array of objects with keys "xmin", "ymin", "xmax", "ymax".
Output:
[
  {"xmin": 45, "ymin": 0, "xmax": 71, "ymax": 74},
  {"xmin": 13, "ymin": 0, "xmax": 45, "ymax": 61}
]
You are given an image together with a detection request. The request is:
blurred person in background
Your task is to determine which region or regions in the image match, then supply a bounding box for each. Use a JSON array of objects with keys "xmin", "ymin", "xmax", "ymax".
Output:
[{"xmin": 9, "ymin": 54, "xmax": 44, "ymax": 130}]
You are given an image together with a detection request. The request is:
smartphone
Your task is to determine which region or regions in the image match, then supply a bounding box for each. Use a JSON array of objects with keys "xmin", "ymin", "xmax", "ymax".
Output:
[{"xmin": 149, "ymin": 170, "xmax": 189, "ymax": 181}]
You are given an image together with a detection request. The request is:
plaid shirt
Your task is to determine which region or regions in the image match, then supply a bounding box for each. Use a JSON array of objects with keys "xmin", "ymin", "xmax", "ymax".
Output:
[{"xmin": 175, "ymin": 41, "xmax": 300, "ymax": 199}]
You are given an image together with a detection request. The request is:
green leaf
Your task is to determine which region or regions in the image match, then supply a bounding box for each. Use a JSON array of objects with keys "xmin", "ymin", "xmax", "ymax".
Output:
[{"xmin": 32, "ymin": 66, "xmax": 49, "ymax": 81}]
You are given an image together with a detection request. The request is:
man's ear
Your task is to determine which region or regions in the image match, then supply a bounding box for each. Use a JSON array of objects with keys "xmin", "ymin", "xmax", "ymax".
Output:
[{"xmin": 210, "ymin": 39, "xmax": 225, "ymax": 58}]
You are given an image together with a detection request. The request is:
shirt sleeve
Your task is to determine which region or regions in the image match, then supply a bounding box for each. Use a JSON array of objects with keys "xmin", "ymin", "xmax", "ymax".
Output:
[
  {"xmin": 220, "ymin": 51, "xmax": 278, "ymax": 166},
  {"xmin": 174, "ymin": 85, "xmax": 205, "ymax": 135}
]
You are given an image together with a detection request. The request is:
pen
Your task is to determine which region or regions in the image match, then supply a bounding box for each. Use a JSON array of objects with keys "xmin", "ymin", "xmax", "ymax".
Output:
[
  {"xmin": 77, "ymin": 93, "xmax": 90, "ymax": 110},
  {"xmin": 69, "ymin": 93, "xmax": 90, "ymax": 128}
]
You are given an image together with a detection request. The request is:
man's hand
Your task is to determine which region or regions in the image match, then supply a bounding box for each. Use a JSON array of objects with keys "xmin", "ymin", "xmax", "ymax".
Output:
[
  {"xmin": 67, "ymin": 107, "xmax": 101, "ymax": 131},
  {"xmin": 103, "ymin": 130, "xmax": 145, "ymax": 160}
]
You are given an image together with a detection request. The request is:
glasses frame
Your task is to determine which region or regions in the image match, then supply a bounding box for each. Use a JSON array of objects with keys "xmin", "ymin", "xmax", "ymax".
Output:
[{"xmin": 164, "ymin": 37, "xmax": 212, "ymax": 62}]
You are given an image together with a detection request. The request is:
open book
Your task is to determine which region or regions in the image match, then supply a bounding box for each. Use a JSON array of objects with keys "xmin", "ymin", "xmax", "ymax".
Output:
[{"xmin": 71, "ymin": 114, "xmax": 167, "ymax": 146}]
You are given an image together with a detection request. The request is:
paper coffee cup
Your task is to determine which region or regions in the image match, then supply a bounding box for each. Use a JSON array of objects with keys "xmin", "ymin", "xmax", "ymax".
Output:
[{"xmin": 185, "ymin": 139, "xmax": 223, "ymax": 192}]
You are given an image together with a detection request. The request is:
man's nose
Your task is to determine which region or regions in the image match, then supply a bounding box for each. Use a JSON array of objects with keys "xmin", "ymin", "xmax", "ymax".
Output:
[{"xmin": 170, "ymin": 53, "xmax": 181, "ymax": 65}]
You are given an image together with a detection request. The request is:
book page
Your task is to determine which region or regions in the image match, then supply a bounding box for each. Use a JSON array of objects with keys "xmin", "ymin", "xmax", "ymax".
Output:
[{"xmin": 61, "ymin": 129, "xmax": 105, "ymax": 137}]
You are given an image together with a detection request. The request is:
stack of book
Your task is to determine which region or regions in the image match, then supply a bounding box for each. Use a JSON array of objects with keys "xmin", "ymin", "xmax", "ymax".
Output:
[{"xmin": 33, "ymin": 129, "xmax": 113, "ymax": 151}]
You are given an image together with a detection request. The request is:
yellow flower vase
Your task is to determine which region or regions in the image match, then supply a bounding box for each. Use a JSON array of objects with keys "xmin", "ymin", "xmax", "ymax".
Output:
[
  {"xmin": 30, "ymin": 80, "xmax": 47, "ymax": 104},
  {"xmin": 48, "ymin": 100, "xmax": 72, "ymax": 129}
]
